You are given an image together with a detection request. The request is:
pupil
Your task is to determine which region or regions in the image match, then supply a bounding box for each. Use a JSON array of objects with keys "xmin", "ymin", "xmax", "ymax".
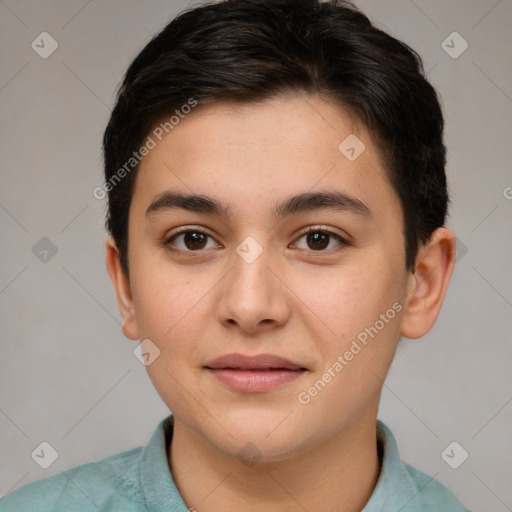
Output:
[
  {"xmin": 308, "ymin": 232, "xmax": 328, "ymax": 250},
  {"xmin": 185, "ymin": 232, "xmax": 206, "ymax": 250}
]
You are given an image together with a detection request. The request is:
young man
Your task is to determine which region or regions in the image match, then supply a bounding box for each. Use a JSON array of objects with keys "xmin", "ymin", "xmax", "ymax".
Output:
[{"xmin": 0, "ymin": 0, "xmax": 471, "ymax": 510}]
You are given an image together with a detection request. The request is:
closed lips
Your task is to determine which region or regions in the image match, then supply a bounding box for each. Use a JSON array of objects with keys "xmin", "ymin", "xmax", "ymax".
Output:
[
  {"xmin": 204, "ymin": 353, "xmax": 306, "ymax": 371},
  {"xmin": 204, "ymin": 354, "xmax": 307, "ymax": 393}
]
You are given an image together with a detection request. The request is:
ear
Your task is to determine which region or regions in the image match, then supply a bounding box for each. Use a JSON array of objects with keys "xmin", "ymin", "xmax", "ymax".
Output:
[
  {"xmin": 400, "ymin": 227, "xmax": 456, "ymax": 339},
  {"xmin": 105, "ymin": 236, "xmax": 140, "ymax": 340}
]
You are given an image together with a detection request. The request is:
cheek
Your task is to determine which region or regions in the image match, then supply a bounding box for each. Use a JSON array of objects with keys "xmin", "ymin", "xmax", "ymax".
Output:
[
  {"xmin": 129, "ymin": 256, "xmax": 189, "ymax": 338},
  {"xmin": 295, "ymin": 268, "xmax": 404, "ymax": 424},
  {"xmin": 129, "ymin": 269, "xmax": 210, "ymax": 410},
  {"xmin": 129, "ymin": 261, "xmax": 222, "ymax": 369},
  {"xmin": 299, "ymin": 259, "xmax": 404, "ymax": 360}
]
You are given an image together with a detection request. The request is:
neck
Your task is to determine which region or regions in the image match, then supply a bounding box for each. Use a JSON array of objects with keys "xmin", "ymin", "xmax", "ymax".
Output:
[{"xmin": 168, "ymin": 407, "xmax": 381, "ymax": 512}]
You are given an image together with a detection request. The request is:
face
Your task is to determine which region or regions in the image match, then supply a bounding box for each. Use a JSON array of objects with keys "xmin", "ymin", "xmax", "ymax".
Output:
[{"xmin": 113, "ymin": 94, "xmax": 417, "ymax": 460}]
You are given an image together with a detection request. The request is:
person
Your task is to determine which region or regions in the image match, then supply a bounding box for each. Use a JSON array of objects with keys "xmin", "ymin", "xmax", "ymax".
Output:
[{"xmin": 0, "ymin": 0, "xmax": 472, "ymax": 510}]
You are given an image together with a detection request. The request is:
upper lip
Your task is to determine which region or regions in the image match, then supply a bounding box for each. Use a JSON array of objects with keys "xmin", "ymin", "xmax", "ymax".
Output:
[{"xmin": 204, "ymin": 353, "xmax": 305, "ymax": 371}]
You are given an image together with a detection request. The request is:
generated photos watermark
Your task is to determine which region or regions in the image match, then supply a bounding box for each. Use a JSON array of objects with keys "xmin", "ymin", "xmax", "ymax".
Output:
[
  {"xmin": 93, "ymin": 98, "xmax": 198, "ymax": 200},
  {"xmin": 297, "ymin": 301, "xmax": 403, "ymax": 405}
]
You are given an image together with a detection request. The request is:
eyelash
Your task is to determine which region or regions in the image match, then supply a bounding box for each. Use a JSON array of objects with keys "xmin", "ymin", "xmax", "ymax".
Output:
[{"xmin": 163, "ymin": 225, "xmax": 350, "ymax": 256}]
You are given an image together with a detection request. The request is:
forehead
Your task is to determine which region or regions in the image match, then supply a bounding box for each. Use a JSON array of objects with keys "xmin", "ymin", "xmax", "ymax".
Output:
[{"xmin": 131, "ymin": 93, "xmax": 398, "ymax": 223}]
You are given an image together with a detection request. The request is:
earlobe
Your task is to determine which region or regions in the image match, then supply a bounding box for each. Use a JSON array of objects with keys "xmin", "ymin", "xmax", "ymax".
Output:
[
  {"xmin": 400, "ymin": 228, "xmax": 456, "ymax": 339},
  {"xmin": 105, "ymin": 237, "xmax": 140, "ymax": 340}
]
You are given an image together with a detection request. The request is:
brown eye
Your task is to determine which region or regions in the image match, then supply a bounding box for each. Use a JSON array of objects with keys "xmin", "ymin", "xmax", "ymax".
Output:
[
  {"xmin": 305, "ymin": 232, "xmax": 330, "ymax": 250},
  {"xmin": 293, "ymin": 228, "xmax": 348, "ymax": 252},
  {"xmin": 165, "ymin": 229, "xmax": 219, "ymax": 252},
  {"xmin": 181, "ymin": 232, "xmax": 208, "ymax": 250}
]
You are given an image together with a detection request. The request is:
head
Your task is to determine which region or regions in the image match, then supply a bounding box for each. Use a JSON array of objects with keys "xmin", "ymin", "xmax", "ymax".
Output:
[{"xmin": 104, "ymin": 0, "xmax": 455, "ymax": 460}]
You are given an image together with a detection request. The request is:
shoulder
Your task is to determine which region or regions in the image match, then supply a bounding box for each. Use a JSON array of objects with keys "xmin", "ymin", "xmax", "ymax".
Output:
[
  {"xmin": 375, "ymin": 420, "xmax": 471, "ymax": 512},
  {"xmin": 402, "ymin": 462, "xmax": 472, "ymax": 512},
  {"xmin": 0, "ymin": 446, "xmax": 147, "ymax": 512}
]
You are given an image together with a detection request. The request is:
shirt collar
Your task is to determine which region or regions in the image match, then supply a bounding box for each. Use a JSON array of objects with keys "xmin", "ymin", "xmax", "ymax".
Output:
[
  {"xmin": 140, "ymin": 415, "xmax": 190, "ymax": 511},
  {"xmin": 362, "ymin": 420, "xmax": 423, "ymax": 512}
]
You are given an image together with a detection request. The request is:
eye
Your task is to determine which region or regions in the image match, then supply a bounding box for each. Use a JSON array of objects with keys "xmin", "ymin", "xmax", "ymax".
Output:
[
  {"xmin": 292, "ymin": 227, "xmax": 349, "ymax": 252},
  {"xmin": 164, "ymin": 228, "xmax": 221, "ymax": 252},
  {"xmin": 163, "ymin": 226, "xmax": 350, "ymax": 255}
]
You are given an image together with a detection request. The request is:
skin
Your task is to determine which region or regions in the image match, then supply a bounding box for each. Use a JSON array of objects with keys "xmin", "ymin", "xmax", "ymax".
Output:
[{"xmin": 106, "ymin": 93, "xmax": 456, "ymax": 512}]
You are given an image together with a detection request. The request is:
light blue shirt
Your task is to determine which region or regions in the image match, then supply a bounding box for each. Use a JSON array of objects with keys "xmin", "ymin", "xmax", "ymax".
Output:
[{"xmin": 0, "ymin": 415, "xmax": 471, "ymax": 511}]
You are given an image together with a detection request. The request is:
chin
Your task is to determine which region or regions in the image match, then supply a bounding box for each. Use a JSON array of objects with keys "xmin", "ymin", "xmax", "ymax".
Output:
[{"xmin": 206, "ymin": 407, "xmax": 314, "ymax": 462}]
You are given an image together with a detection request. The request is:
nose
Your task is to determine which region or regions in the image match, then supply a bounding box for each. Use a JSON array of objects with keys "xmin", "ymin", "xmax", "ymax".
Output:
[{"xmin": 215, "ymin": 240, "xmax": 291, "ymax": 335}]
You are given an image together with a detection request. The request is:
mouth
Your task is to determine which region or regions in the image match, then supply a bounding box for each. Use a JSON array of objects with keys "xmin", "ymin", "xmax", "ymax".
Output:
[{"xmin": 204, "ymin": 353, "xmax": 307, "ymax": 393}]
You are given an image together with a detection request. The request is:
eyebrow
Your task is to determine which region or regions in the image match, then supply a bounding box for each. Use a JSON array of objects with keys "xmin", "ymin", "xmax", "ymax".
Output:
[{"xmin": 145, "ymin": 190, "xmax": 372, "ymax": 220}]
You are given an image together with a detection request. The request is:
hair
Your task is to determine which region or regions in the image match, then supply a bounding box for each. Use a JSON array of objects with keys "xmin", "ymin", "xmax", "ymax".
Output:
[{"xmin": 102, "ymin": 0, "xmax": 448, "ymax": 276}]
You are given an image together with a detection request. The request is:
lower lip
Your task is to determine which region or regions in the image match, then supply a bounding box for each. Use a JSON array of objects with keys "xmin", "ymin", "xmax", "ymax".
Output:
[{"xmin": 207, "ymin": 369, "xmax": 304, "ymax": 392}]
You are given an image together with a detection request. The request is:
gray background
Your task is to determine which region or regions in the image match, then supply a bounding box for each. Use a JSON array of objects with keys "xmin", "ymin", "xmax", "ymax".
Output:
[{"xmin": 1, "ymin": 0, "xmax": 511, "ymax": 510}]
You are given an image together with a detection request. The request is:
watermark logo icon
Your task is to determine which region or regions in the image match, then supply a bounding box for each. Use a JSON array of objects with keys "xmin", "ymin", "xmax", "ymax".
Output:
[
  {"xmin": 237, "ymin": 442, "xmax": 262, "ymax": 467},
  {"xmin": 32, "ymin": 237, "xmax": 58, "ymax": 263},
  {"xmin": 134, "ymin": 338, "xmax": 161, "ymax": 366},
  {"xmin": 441, "ymin": 32, "xmax": 468, "ymax": 59},
  {"xmin": 236, "ymin": 236, "xmax": 263, "ymax": 264},
  {"xmin": 31, "ymin": 32, "xmax": 59, "ymax": 59},
  {"xmin": 441, "ymin": 441, "xmax": 469, "ymax": 469},
  {"xmin": 455, "ymin": 237, "xmax": 468, "ymax": 262},
  {"xmin": 31, "ymin": 441, "xmax": 59, "ymax": 469},
  {"xmin": 338, "ymin": 134, "xmax": 365, "ymax": 161}
]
